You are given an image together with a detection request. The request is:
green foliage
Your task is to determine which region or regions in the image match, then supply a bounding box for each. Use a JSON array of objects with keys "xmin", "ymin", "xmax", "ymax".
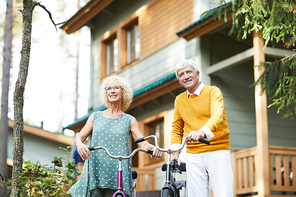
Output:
[
  {"xmin": 202, "ymin": 0, "xmax": 296, "ymax": 118},
  {"xmin": 254, "ymin": 55, "xmax": 296, "ymax": 118},
  {"xmin": 204, "ymin": 0, "xmax": 296, "ymax": 47},
  {"xmin": 0, "ymin": 147, "xmax": 80, "ymax": 196}
]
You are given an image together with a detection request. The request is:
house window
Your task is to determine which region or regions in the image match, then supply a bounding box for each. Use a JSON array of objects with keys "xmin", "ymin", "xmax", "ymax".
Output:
[
  {"xmin": 149, "ymin": 120, "xmax": 164, "ymax": 151},
  {"xmin": 106, "ymin": 37, "xmax": 118, "ymax": 75},
  {"xmin": 145, "ymin": 117, "xmax": 165, "ymax": 165},
  {"xmin": 137, "ymin": 111, "xmax": 167, "ymax": 166},
  {"xmin": 126, "ymin": 22, "xmax": 140, "ymax": 64},
  {"xmin": 100, "ymin": 15, "xmax": 140, "ymax": 81}
]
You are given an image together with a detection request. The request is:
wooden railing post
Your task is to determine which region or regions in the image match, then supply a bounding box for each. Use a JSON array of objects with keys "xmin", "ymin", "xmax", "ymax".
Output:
[
  {"xmin": 253, "ymin": 30, "xmax": 270, "ymax": 196},
  {"xmin": 231, "ymin": 150, "xmax": 238, "ymax": 197}
]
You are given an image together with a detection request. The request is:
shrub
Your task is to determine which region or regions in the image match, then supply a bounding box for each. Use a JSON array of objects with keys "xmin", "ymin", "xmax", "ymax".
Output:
[{"xmin": 1, "ymin": 147, "xmax": 80, "ymax": 196}]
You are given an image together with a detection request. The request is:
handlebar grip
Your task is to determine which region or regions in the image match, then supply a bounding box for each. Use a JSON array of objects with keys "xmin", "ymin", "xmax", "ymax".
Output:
[
  {"xmin": 198, "ymin": 138, "xmax": 210, "ymax": 145},
  {"xmin": 134, "ymin": 137, "xmax": 145, "ymax": 144},
  {"xmin": 88, "ymin": 147, "xmax": 95, "ymax": 151},
  {"xmin": 147, "ymin": 150, "xmax": 153, "ymax": 154}
]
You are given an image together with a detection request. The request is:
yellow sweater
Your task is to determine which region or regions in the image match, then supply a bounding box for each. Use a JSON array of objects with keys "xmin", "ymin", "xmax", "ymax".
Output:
[{"xmin": 171, "ymin": 85, "xmax": 231, "ymax": 153}]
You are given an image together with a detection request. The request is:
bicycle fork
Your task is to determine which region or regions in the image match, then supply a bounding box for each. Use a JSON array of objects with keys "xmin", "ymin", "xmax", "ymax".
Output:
[
  {"xmin": 161, "ymin": 152, "xmax": 178, "ymax": 197},
  {"xmin": 113, "ymin": 158, "xmax": 126, "ymax": 197}
]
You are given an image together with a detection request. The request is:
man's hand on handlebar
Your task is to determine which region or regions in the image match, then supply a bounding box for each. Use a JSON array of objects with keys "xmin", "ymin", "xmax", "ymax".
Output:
[{"xmin": 186, "ymin": 131, "xmax": 206, "ymax": 142}]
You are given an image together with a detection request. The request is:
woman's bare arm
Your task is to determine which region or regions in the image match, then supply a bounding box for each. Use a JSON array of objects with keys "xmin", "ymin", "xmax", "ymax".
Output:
[
  {"xmin": 130, "ymin": 116, "xmax": 162, "ymax": 157},
  {"xmin": 75, "ymin": 113, "xmax": 94, "ymax": 160}
]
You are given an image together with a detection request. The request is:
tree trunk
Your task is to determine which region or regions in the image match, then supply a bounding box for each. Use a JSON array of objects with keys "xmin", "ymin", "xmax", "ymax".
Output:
[
  {"xmin": 0, "ymin": 0, "xmax": 14, "ymax": 196},
  {"xmin": 74, "ymin": 0, "xmax": 81, "ymax": 121},
  {"xmin": 10, "ymin": 0, "xmax": 35, "ymax": 196}
]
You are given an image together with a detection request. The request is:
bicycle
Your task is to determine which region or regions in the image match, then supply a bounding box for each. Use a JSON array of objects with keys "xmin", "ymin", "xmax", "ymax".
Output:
[
  {"xmin": 88, "ymin": 146, "xmax": 153, "ymax": 197},
  {"xmin": 135, "ymin": 135, "xmax": 210, "ymax": 197}
]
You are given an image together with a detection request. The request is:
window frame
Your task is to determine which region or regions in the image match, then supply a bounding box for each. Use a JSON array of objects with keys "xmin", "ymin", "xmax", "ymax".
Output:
[
  {"xmin": 124, "ymin": 20, "xmax": 140, "ymax": 64},
  {"xmin": 100, "ymin": 30, "xmax": 118, "ymax": 80},
  {"xmin": 99, "ymin": 14, "xmax": 140, "ymax": 82},
  {"xmin": 105, "ymin": 36, "xmax": 118, "ymax": 75},
  {"xmin": 137, "ymin": 111, "xmax": 168, "ymax": 167}
]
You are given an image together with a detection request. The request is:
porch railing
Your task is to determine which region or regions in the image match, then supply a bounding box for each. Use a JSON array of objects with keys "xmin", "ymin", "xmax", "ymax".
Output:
[
  {"xmin": 132, "ymin": 167, "xmax": 156, "ymax": 191},
  {"xmin": 75, "ymin": 164, "xmax": 156, "ymax": 191},
  {"xmin": 231, "ymin": 146, "xmax": 296, "ymax": 196}
]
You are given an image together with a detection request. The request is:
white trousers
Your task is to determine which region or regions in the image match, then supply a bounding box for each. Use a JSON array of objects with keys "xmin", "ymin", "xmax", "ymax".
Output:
[{"xmin": 186, "ymin": 150, "xmax": 234, "ymax": 197}]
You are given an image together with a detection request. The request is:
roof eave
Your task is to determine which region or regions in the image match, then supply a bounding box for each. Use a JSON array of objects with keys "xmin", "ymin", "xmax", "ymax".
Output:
[
  {"xmin": 60, "ymin": 0, "xmax": 114, "ymax": 34},
  {"xmin": 8, "ymin": 119, "xmax": 72, "ymax": 145},
  {"xmin": 177, "ymin": 13, "xmax": 232, "ymax": 41},
  {"xmin": 177, "ymin": 1, "xmax": 233, "ymax": 41}
]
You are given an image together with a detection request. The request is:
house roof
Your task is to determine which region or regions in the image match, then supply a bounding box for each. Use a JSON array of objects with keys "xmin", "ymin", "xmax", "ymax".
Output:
[
  {"xmin": 60, "ymin": 0, "xmax": 114, "ymax": 34},
  {"xmin": 64, "ymin": 73, "xmax": 178, "ymax": 130},
  {"xmin": 8, "ymin": 119, "xmax": 72, "ymax": 145},
  {"xmin": 176, "ymin": 2, "xmax": 232, "ymax": 41}
]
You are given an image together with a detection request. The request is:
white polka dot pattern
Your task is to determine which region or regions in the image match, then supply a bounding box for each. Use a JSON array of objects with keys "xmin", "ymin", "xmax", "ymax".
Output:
[{"xmin": 68, "ymin": 111, "xmax": 133, "ymax": 197}]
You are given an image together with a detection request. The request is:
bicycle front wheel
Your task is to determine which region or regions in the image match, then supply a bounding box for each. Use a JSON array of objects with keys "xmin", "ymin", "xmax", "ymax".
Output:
[{"xmin": 161, "ymin": 188, "xmax": 174, "ymax": 197}]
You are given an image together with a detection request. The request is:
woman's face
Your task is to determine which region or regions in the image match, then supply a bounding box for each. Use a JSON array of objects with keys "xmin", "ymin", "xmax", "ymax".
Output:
[{"xmin": 105, "ymin": 81, "xmax": 123, "ymax": 104}]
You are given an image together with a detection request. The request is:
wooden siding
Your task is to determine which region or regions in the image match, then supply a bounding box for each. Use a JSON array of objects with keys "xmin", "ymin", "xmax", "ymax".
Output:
[
  {"xmin": 92, "ymin": 38, "xmax": 193, "ymax": 110},
  {"xmin": 140, "ymin": 0, "xmax": 193, "ymax": 59}
]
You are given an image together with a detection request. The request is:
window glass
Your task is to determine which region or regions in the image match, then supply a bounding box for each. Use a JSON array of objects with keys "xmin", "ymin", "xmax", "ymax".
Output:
[
  {"xmin": 113, "ymin": 39, "xmax": 118, "ymax": 72},
  {"xmin": 106, "ymin": 38, "xmax": 118, "ymax": 75},
  {"xmin": 127, "ymin": 23, "xmax": 140, "ymax": 64},
  {"xmin": 135, "ymin": 24, "xmax": 140, "ymax": 60},
  {"xmin": 148, "ymin": 119, "xmax": 164, "ymax": 162}
]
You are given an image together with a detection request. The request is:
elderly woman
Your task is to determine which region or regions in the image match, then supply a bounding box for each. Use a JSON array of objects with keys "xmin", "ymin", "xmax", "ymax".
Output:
[{"xmin": 69, "ymin": 75, "xmax": 161, "ymax": 197}]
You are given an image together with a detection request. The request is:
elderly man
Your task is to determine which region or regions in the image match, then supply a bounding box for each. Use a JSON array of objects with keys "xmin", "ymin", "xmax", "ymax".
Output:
[{"xmin": 171, "ymin": 59, "xmax": 234, "ymax": 197}]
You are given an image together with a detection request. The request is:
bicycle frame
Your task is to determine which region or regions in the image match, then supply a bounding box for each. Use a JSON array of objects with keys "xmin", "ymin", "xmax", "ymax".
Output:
[{"xmin": 88, "ymin": 146, "xmax": 152, "ymax": 197}]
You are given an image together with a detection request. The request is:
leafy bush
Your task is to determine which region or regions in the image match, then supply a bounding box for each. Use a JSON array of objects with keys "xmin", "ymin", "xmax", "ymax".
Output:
[{"xmin": 1, "ymin": 147, "xmax": 80, "ymax": 196}]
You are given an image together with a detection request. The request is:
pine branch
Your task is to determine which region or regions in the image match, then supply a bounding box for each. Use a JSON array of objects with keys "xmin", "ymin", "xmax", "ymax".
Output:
[{"xmin": 254, "ymin": 54, "xmax": 296, "ymax": 118}]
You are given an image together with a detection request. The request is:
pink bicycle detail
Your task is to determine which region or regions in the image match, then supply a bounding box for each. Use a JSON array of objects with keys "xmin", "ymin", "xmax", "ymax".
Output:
[{"xmin": 88, "ymin": 146, "xmax": 152, "ymax": 197}]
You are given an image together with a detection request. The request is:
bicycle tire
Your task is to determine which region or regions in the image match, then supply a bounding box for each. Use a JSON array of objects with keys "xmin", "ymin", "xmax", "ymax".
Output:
[{"xmin": 161, "ymin": 188, "xmax": 174, "ymax": 197}]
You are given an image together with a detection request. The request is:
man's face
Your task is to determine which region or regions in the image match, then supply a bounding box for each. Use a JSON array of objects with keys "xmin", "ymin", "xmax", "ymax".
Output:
[{"xmin": 177, "ymin": 65, "xmax": 200, "ymax": 93}]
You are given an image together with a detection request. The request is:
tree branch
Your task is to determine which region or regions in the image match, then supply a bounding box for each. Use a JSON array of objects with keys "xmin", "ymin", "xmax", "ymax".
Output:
[{"xmin": 35, "ymin": 2, "xmax": 57, "ymax": 31}]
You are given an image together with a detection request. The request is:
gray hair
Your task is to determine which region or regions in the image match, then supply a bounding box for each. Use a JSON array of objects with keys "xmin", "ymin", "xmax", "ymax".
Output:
[
  {"xmin": 100, "ymin": 75, "xmax": 133, "ymax": 112},
  {"xmin": 175, "ymin": 59, "xmax": 199, "ymax": 79}
]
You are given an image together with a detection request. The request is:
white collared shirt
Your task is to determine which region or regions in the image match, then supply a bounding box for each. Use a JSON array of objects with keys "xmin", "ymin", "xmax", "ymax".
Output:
[{"xmin": 187, "ymin": 82, "xmax": 204, "ymax": 97}]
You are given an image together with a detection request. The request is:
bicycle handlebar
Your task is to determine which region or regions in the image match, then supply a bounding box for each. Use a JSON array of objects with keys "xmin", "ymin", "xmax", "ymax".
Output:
[
  {"xmin": 88, "ymin": 146, "xmax": 153, "ymax": 160},
  {"xmin": 134, "ymin": 135, "xmax": 210, "ymax": 153}
]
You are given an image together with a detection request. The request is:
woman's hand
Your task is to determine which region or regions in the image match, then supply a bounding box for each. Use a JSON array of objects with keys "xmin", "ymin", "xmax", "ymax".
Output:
[
  {"xmin": 77, "ymin": 143, "xmax": 92, "ymax": 161},
  {"xmin": 75, "ymin": 114, "xmax": 94, "ymax": 160},
  {"xmin": 150, "ymin": 146, "xmax": 162, "ymax": 158}
]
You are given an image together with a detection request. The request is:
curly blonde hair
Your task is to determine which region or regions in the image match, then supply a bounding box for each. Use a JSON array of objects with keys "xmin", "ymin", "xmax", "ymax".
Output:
[{"xmin": 100, "ymin": 75, "xmax": 133, "ymax": 112}]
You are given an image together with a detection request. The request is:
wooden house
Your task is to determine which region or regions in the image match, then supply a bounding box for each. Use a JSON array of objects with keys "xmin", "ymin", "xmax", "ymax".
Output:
[
  {"xmin": 62, "ymin": 0, "xmax": 296, "ymax": 196},
  {"xmin": 7, "ymin": 119, "xmax": 73, "ymax": 179}
]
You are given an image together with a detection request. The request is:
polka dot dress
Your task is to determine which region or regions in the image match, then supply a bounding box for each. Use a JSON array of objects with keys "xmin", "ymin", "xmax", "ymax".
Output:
[{"xmin": 68, "ymin": 111, "xmax": 133, "ymax": 197}]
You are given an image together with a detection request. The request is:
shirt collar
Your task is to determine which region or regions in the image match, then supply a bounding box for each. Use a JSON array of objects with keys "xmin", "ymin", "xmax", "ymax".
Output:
[{"xmin": 187, "ymin": 82, "xmax": 204, "ymax": 97}]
